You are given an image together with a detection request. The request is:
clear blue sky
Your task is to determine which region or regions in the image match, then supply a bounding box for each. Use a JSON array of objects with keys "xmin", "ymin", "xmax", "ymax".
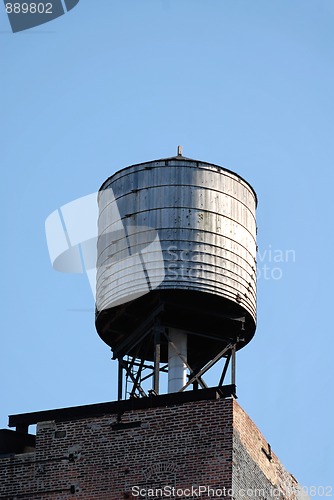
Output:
[{"xmin": 1, "ymin": 0, "xmax": 334, "ymax": 495}]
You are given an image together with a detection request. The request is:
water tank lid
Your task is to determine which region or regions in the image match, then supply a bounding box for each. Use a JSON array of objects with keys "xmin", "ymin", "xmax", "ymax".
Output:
[{"xmin": 99, "ymin": 154, "xmax": 257, "ymax": 205}]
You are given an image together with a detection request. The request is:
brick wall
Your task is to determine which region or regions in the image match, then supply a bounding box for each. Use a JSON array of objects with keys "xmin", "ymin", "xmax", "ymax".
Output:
[
  {"xmin": 0, "ymin": 395, "xmax": 303, "ymax": 500},
  {"xmin": 232, "ymin": 400, "xmax": 303, "ymax": 499}
]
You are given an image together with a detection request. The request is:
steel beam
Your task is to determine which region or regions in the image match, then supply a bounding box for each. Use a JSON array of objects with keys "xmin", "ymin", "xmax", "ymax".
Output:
[
  {"xmin": 153, "ymin": 329, "xmax": 161, "ymax": 394},
  {"xmin": 179, "ymin": 343, "xmax": 233, "ymax": 392}
]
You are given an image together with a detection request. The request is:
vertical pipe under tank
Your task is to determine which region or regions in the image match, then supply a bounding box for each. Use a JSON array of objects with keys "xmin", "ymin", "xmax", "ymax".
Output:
[{"xmin": 168, "ymin": 329, "xmax": 187, "ymax": 393}]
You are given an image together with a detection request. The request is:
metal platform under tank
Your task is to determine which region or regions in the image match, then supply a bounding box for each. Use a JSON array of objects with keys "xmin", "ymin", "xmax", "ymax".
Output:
[{"xmin": 96, "ymin": 289, "xmax": 254, "ymax": 367}]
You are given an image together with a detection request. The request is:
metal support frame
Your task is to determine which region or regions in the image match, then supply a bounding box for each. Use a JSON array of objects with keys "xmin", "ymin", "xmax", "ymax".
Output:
[
  {"xmin": 117, "ymin": 350, "xmax": 168, "ymax": 400},
  {"xmin": 116, "ymin": 325, "xmax": 241, "ymax": 399},
  {"xmin": 217, "ymin": 343, "xmax": 237, "ymax": 387},
  {"xmin": 120, "ymin": 357, "xmax": 147, "ymax": 398},
  {"xmin": 178, "ymin": 343, "xmax": 232, "ymax": 392}
]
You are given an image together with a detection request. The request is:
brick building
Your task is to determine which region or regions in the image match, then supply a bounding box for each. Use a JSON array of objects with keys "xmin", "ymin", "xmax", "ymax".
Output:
[{"xmin": 0, "ymin": 387, "xmax": 303, "ymax": 499}]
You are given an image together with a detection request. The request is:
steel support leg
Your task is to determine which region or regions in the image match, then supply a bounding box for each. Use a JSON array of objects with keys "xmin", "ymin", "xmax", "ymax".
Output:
[{"xmin": 153, "ymin": 329, "xmax": 161, "ymax": 394}]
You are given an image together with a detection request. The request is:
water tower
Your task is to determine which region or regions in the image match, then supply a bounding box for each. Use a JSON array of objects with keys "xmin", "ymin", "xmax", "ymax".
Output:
[
  {"xmin": 2, "ymin": 150, "xmax": 304, "ymax": 500},
  {"xmin": 95, "ymin": 148, "xmax": 257, "ymax": 399}
]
